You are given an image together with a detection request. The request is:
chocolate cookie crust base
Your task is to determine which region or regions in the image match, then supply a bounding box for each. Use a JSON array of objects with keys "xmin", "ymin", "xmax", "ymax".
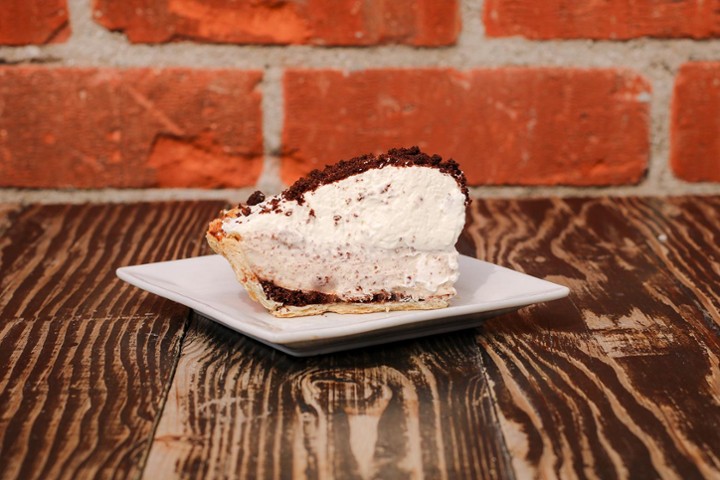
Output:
[{"xmin": 259, "ymin": 280, "xmax": 403, "ymax": 307}]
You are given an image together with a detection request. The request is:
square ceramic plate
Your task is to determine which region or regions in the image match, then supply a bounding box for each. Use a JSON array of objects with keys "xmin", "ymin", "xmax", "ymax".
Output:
[{"xmin": 117, "ymin": 255, "xmax": 569, "ymax": 356}]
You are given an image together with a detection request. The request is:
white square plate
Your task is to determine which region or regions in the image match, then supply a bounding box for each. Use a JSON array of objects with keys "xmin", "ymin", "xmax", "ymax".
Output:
[{"xmin": 117, "ymin": 255, "xmax": 569, "ymax": 356}]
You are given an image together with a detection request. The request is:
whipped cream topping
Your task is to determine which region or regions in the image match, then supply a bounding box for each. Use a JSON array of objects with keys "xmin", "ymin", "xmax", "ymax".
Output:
[{"xmin": 222, "ymin": 165, "xmax": 467, "ymax": 301}]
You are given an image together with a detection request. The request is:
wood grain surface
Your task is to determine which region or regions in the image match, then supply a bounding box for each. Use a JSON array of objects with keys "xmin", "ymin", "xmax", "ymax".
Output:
[
  {"xmin": 1, "ymin": 197, "xmax": 718, "ymax": 480},
  {"xmin": 143, "ymin": 314, "xmax": 514, "ymax": 479},
  {"xmin": 0, "ymin": 202, "xmax": 223, "ymax": 479},
  {"xmin": 142, "ymin": 196, "xmax": 718, "ymax": 480},
  {"xmin": 465, "ymin": 197, "xmax": 720, "ymax": 479}
]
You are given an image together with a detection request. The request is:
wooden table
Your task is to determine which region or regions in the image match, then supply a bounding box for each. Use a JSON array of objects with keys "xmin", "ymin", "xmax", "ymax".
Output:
[{"xmin": 1, "ymin": 197, "xmax": 718, "ymax": 479}]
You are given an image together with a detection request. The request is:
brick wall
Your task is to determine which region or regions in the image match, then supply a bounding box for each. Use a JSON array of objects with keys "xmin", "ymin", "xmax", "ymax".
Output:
[{"xmin": 0, "ymin": 0, "xmax": 718, "ymax": 202}]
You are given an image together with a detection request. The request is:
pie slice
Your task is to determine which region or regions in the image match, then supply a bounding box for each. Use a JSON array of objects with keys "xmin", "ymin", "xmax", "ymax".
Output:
[{"xmin": 206, "ymin": 147, "xmax": 469, "ymax": 317}]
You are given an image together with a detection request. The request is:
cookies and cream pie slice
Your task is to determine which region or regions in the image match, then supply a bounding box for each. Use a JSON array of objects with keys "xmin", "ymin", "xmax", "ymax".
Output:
[{"xmin": 206, "ymin": 147, "xmax": 469, "ymax": 318}]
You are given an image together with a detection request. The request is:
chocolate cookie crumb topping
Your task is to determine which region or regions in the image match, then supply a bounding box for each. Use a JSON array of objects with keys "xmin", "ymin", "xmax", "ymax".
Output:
[
  {"xmin": 247, "ymin": 190, "xmax": 265, "ymax": 206},
  {"xmin": 283, "ymin": 146, "xmax": 469, "ymax": 205}
]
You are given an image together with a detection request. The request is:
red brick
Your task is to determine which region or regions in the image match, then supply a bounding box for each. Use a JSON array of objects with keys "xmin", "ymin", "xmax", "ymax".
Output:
[
  {"xmin": 282, "ymin": 69, "xmax": 650, "ymax": 186},
  {"xmin": 93, "ymin": 0, "xmax": 459, "ymax": 46},
  {"xmin": 671, "ymin": 63, "xmax": 720, "ymax": 183},
  {"xmin": 0, "ymin": 0, "xmax": 69, "ymax": 45},
  {"xmin": 484, "ymin": 0, "xmax": 720, "ymax": 39},
  {"xmin": 0, "ymin": 67, "xmax": 263, "ymax": 189}
]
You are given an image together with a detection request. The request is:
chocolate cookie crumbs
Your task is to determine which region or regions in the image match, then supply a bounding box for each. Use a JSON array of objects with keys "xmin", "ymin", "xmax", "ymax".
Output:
[
  {"xmin": 283, "ymin": 146, "xmax": 470, "ymax": 205},
  {"xmin": 260, "ymin": 197, "xmax": 282, "ymax": 214},
  {"xmin": 260, "ymin": 280, "xmax": 339, "ymax": 306},
  {"xmin": 247, "ymin": 190, "xmax": 265, "ymax": 206}
]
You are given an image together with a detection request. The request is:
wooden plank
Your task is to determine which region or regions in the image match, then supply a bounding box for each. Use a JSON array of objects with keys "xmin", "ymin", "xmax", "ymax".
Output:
[
  {"xmin": 0, "ymin": 203, "xmax": 23, "ymax": 237},
  {"xmin": 464, "ymin": 197, "xmax": 720, "ymax": 478},
  {"xmin": 142, "ymin": 196, "xmax": 720, "ymax": 479},
  {"xmin": 0, "ymin": 204, "xmax": 25, "ymax": 268},
  {"xmin": 143, "ymin": 314, "xmax": 515, "ymax": 479},
  {"xmin": 0, "ymin": 201, "xmax": 224, "ymax": 479},
  {"xmin": 630, "ymin": 196, "xmax": 720, "ymax": 329}
]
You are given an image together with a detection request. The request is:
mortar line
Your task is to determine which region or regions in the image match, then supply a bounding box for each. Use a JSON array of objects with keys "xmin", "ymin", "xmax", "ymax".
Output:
[
  {"xmin": 256, "ymin": 66, "xmax": 284, "ymax": 196},
  {"xmin": 1, "ymin": 183, "xmax": 718, "ymax": 205}
]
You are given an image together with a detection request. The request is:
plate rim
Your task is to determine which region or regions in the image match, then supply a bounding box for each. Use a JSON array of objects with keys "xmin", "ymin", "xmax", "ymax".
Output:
[{"xmin": 116, "ymin": 254, "xmax": 569, "ymax": 346}]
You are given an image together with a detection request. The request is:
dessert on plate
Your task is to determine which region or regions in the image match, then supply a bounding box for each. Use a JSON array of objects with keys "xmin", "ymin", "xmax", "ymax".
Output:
[{"xmin": 206, "ymin": 146, "xmax": 469, "ymax": 317}]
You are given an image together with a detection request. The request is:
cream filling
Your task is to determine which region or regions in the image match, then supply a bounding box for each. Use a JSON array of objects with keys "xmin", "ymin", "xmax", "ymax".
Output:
[{"xmin": 223, "ymin": 165, "xmax": 466, "ymax": 301}]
